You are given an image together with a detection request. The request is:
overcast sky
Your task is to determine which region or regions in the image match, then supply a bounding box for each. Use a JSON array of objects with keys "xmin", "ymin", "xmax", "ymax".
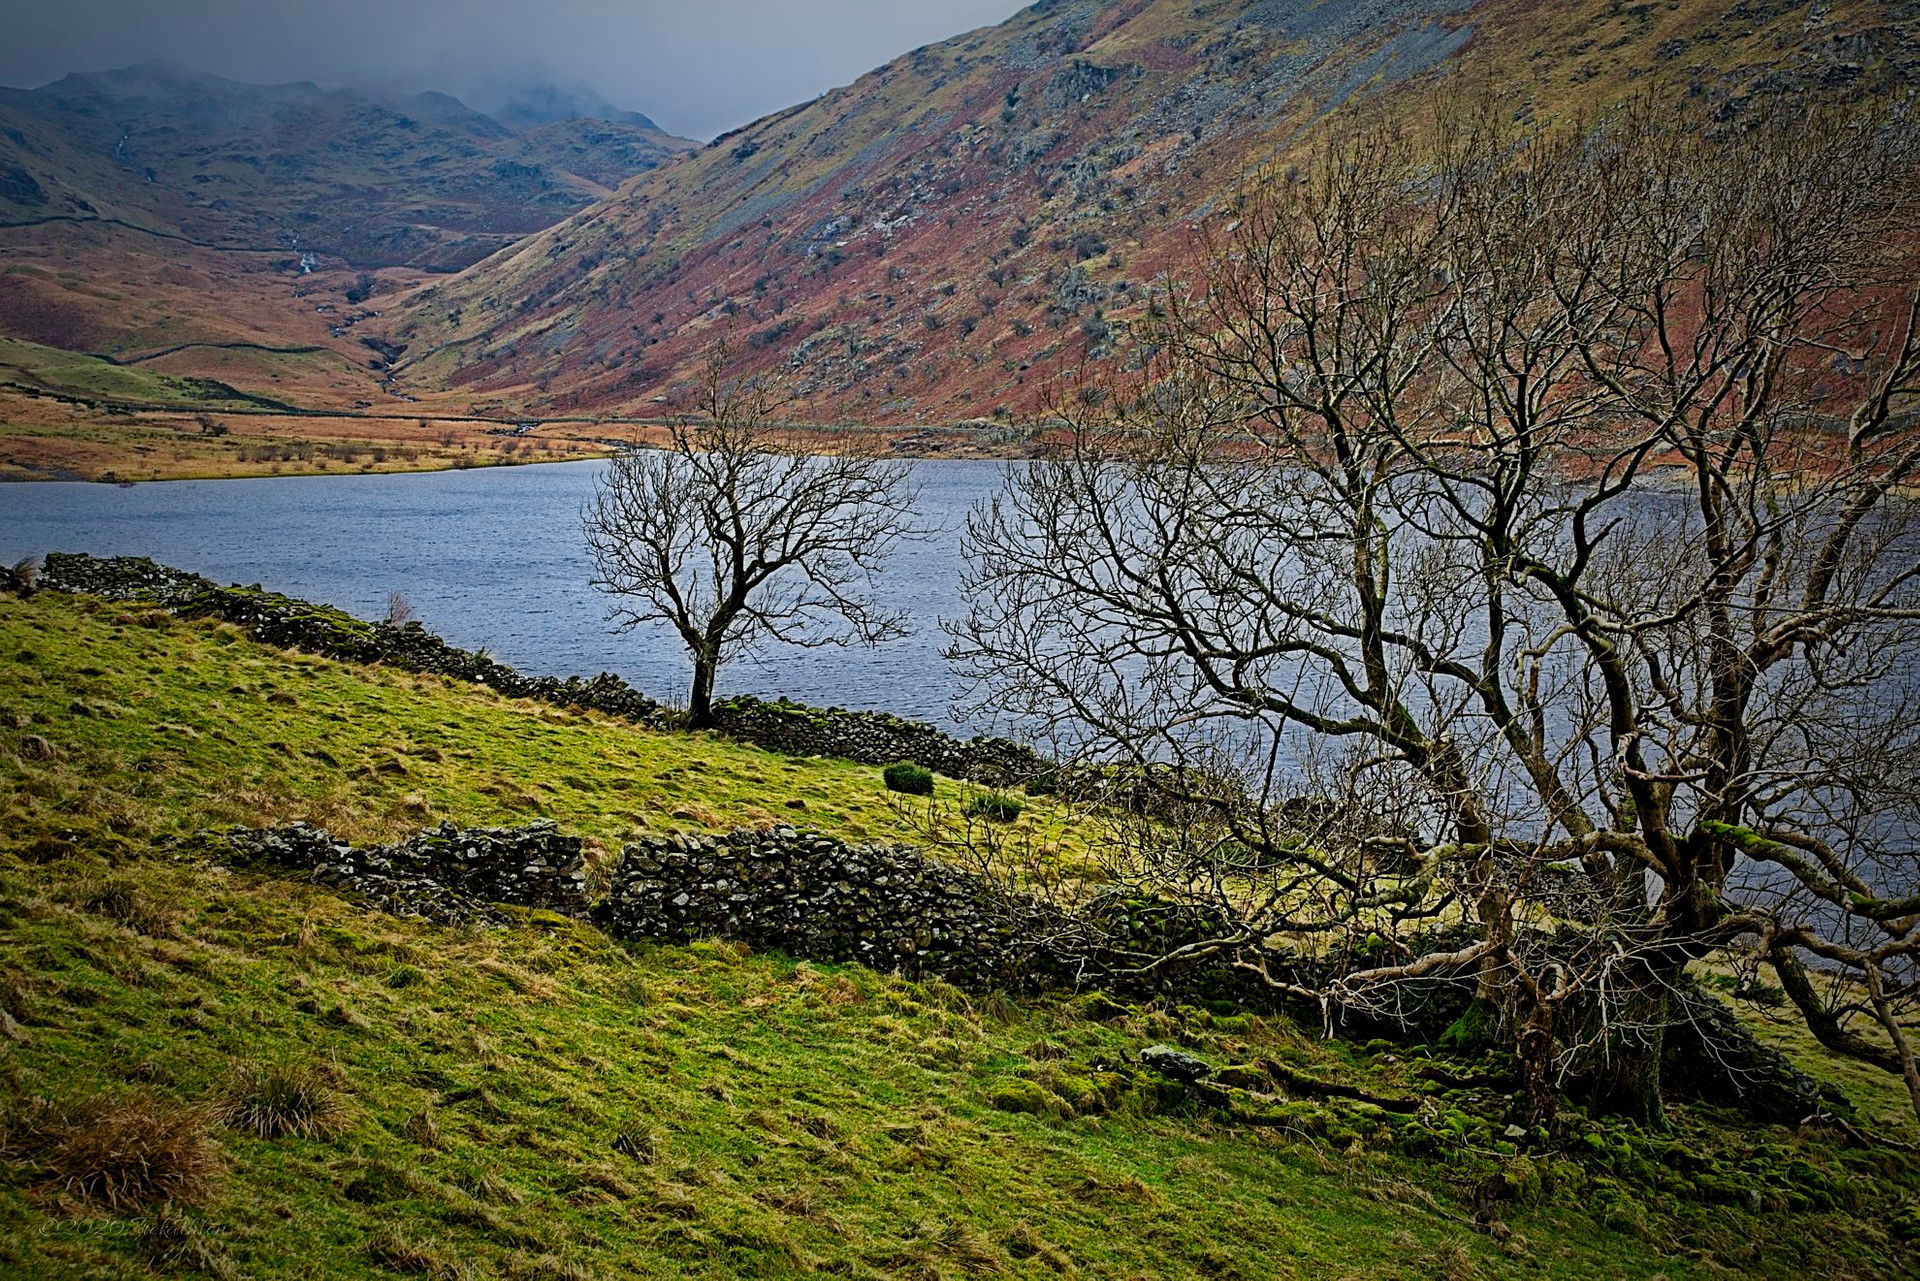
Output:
[{"xmin": 0, "ymin": 0, "xmax": 1031, "ymax": 139}]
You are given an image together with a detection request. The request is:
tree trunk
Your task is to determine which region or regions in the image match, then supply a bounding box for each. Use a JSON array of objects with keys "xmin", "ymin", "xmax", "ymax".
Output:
[
  {"xmin": 687, "ymin": 655, "xmax": 717, "ymax": 729},
  {"xmin": 1581, "ymin": 960, "xmax": 1671, "ymax": 1126},
  {"xmin": 1516, "ymin": 1006, "xmax": 1558, "ymax": 1128}
]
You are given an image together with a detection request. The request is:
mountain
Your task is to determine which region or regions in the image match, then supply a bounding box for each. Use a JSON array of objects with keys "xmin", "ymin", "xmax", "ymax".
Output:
[
  {"xmin": 0, "ymin": 61, "xmax": 698, "ymax": 271},
  {"xmin": 389, "ymin": 0, "xmax": 1920, "ymax": 423},
  {"xmin": 485, "ymin": 81, "xmax": 668, "ymax": 133},
  {"xmin": 0, "ymin": 62, "xmax": 698, "ymax": 411}
]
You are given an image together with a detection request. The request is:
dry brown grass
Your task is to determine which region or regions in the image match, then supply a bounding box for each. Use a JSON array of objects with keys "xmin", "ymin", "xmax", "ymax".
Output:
[
  {"xmin": 0, "ymin": 1088, "xmax": 224, "ymax": 1210},
  {"xmin": 365, "ymin": 1226, "xmax": 482, "ymax": 1279}
]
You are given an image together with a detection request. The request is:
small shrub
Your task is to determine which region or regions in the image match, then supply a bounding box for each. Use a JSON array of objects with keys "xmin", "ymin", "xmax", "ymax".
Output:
[
  {"xmin": 965, "ymin": 793, "xmax": 1025, "ymax": 823},
  {"xmin": 0, "ymin": 1089, "xmax": 223, "ymax": 1210},
  {"xmin": 221, "ymin": 1060, "xmax": 351, "ymax": 1140},
  {"xmin": 882, "ymin": 762, "xmax": 934, "ymax": 796},
  {"xmin": 1023, "ymin": 765, "xmax": 1062, "ymax": 797}
]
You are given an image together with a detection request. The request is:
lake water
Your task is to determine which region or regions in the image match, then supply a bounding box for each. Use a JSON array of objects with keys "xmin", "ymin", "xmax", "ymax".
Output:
[{"xmin": 0, "ymin": 459, "xmax": 1017, "ymax": 732}]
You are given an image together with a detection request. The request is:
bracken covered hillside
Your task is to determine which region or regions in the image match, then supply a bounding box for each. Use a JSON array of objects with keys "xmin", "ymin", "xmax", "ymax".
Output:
[{"xmin": 390, "ymin": 0, "xmax": 1920, "ymax": 424}]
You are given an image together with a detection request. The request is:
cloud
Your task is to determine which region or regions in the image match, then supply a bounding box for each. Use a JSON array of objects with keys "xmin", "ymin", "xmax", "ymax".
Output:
[{"xmin": 0, "ymin": 0, "xmax": 1029, "ymax": 139}]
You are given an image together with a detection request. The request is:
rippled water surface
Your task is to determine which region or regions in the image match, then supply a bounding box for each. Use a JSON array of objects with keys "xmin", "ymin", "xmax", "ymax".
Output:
[{"xmin": 0, "ymin": 459, "xmax": 1015, "ymax": 731}]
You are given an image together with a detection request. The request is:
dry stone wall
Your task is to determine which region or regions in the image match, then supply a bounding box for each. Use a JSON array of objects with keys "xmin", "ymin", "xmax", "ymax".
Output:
[
  {"xmin": 598, "ymin": 826, "xmax": 1079, "ymax": 991},
  {"xmin": 215, "ymin": 815, "xmax": 1310, "ymax": 1006},
  {"xmin": 709, "ymin": 696, "xmax": 1042, "ymax": 785},
  {"xmin": 595, "ymin": 825, "xmax": 1328, "ymax": 1007},
  {"xmin": 39, "ymin": 553, "xmax": 672, "ymax": 726},
  {"xmin": 222, "ymin": 818, "xmax": 590, "ymax": 925}
]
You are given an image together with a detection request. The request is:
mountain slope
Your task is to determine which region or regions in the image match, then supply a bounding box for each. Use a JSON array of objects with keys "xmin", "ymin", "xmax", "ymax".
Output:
[
  {"xmin": 0, "ymin": 61, "xmax": 698, "ymax": 271},
  {"xmin": 390, "ymin": 0, "xmax": 1920, "ymax": 423}
]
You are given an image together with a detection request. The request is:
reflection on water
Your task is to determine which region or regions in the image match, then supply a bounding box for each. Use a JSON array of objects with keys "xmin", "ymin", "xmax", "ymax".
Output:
[{"xmin": 0, "ymin": 459, "xmax": 1015, "ymax": 733}]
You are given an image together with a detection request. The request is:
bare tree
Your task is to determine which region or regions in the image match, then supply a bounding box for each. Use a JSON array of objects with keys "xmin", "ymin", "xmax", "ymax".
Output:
[
  {"xmin": 584, "ymin": 339, "xmax": 924, "ymax": 728},
  {"xmin": 950, "ymin": 98, "xmax": 1920, "ymax": 1124}
]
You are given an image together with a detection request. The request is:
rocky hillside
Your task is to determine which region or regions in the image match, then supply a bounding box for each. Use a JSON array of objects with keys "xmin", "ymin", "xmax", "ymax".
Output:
[
  {"xmin": 389, "ymin": 0, "xmax": 1920, "ymax": 424},
  {"xmin": 0, "ymin": 61, "xmax": 697, "ymax": 271}
]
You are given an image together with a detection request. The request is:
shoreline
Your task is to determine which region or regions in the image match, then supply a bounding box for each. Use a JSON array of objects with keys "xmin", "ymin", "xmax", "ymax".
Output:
[
  {"xmin": 0, "ymin": 411, "xmax": 1040, "ymax": 484},
  {"xmin": 0, "ymin": 441, "xmax": 1035, "ymax": 485}
]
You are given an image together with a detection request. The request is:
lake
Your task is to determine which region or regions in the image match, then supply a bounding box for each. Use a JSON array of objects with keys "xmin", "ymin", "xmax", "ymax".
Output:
[{"xmin": 0, "ymin": 459, "xmax": 1016, "ymax": 732}]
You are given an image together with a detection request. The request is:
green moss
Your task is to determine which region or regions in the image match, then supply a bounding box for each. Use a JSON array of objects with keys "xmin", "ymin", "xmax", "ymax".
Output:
[
  {"xmin": 1439, "ymin": 1000, "xmax": 1501, "ymax": 1055},
  {"xmin": 987, "ymin": 1079, "xmax": 1054, "ymax": 1115},
  {"xmin": 1501, "ymin": 1156, "xmax": 1546, "ymax": 1207}
]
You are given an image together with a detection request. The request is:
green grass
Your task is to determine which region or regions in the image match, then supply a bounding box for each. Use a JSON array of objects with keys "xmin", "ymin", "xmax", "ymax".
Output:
[
  {"xmin": 0, "ymin": 337, "xmax": 262, "ymax": 409},
  {"xmin": 2, "ymin": 591, "xmax": 1918, "ymax": 1278},
  {"xmin": 0, "ymin": 592, "xmax": 934, "ymax": 861}
]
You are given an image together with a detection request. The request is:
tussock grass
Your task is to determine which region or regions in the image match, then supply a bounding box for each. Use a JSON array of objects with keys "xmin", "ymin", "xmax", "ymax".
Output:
[
  {"xmin": 221, "ymin": 1059, "xmax": 353, "ymax": 1139},
  {"xmin": 0, "ymin": 1088, "xmax": 223, "ymax": 1210},
  {"xmin": 77, "ymin": 876, "xmax": 178, "ymax": 936}
]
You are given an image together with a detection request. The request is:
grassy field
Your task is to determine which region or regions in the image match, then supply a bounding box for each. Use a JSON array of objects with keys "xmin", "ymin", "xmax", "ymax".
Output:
[
  {"xmin": 2, "ymin": 590, "xmax": 1918, "ymax": 1279},
  {"xmin": 0, "ymin": 334, "xmax": 624, "ymax": 482}
]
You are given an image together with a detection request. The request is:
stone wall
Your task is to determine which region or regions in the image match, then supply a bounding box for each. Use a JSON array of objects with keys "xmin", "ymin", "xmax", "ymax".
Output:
[
  {"xmin": 222, "ymin": 818, "xmax": 589, "ymax": 925},
  {"xmin": 40, "ymin": 553, "xmax": 672, "ymax": 727},
  {"xmin": 598, "ymin": 826, "xmax": 1078, "ymax": 991},
  {"xmin": 40, "ymin": 553, "xmax": 1038, "ymax": 782},
  {"xmin": 219, "ymin": 814, "xmax": 1309, "ymax": 1005},
  {"xmin": 212, "ymin": 814, "xmax": 1840, "ymax": 1125},
  {"xmin": 596, "ymin": 824, "xmax": 1326, "ymax": 1006},
  {"xmin": 709, "ymin": 696, "xmax": 1042, "ymax": 784}
]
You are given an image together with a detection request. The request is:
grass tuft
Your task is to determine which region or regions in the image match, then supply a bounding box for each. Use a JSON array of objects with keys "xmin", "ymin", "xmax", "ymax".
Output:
[
  {"xmin": 963, "ymin": 792, "xmax": 1025, "ymax": 823},
  {"xmin": 0, "ymin": 1088, "xmax": 223, "ymax": 1210},
  {"xmin": 141, "ymin": 1203, "xmax": 239, "ymax": 1279},
  {"xmin": 366, "ymin": 1227, "xmax": 479, "ymax": 1279},
  {"xmin": 16, "ymin": 734, "xmax": 60, "ymax": 761},
  {"xmin": 400, "ymin": 1108, "xmax": 442, "ymax": 1149},
  {"xmin": 221, "ymin": 1060, "xmax": 352, "ymax": 1140},
  {"xmin": 80, "ymin": 877, "xmax": 179, "ymax": 936}
]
